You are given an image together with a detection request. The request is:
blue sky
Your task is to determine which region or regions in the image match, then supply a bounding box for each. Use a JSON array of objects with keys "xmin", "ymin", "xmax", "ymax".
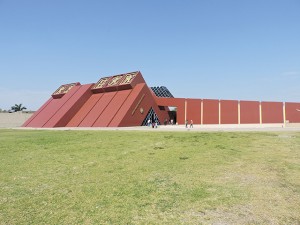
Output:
[{"xmin": 1, "ymin": 0, "xmax": 299, "ymax": 110}]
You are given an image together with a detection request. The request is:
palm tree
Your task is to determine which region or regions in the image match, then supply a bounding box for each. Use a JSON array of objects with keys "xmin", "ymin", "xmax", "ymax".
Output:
[{"xmin": 11, "ymin": 103, "xmax": 27, "ymax": 112}]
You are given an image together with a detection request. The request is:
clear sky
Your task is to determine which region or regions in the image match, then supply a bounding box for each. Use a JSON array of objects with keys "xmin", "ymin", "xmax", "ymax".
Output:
[{"xmin": 1, "ymin": 0, "xmax": 299, "ymax": 110}]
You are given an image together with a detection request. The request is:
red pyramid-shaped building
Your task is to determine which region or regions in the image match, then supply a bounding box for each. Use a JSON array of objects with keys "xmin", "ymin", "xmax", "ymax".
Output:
[{"xmin": 23, "ymin": 71, "xmax": 170, "ymax": 128}]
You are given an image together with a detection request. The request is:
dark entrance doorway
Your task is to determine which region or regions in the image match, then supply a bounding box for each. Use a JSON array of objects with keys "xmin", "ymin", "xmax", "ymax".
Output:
[{"xmin": 167, "ymin": 107, "xmax": 177, "ymax": 124}]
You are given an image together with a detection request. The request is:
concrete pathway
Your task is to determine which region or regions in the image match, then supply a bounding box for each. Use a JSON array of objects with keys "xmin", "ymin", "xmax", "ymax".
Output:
[{"xmin": 14, "ymin": 124, "xmax": 300, "ymax": 132}]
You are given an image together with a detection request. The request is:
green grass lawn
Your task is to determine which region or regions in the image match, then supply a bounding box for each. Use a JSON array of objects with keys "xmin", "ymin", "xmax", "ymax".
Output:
[{"xmin": 0, "ymin": 129, "xmax": 300, "ymax": 224}]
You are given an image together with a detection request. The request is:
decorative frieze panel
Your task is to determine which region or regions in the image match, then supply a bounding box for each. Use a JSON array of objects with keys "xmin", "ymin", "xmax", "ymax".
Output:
[
  {"xmin": 93, "ymin": 77, "xmax": 110, "ymax": 89},
  {"xmin": 106, "ymin": 75, "xmax": 124, "ymax": 87},
  {"xmin": 119, "ymin": 72, "xmax": 137, "ymax": 85},
  {"xmin": 52, "ymin": 83, "xmax": 77, "ymax": 99},
  {"xmin": 92, "ymin": 71, "xmax": 141, "ymax": 93}
]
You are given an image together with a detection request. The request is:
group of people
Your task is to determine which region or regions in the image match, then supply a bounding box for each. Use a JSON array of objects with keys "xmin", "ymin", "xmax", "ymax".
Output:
[
  {"xmin": 164, "ymin": 118, "xmax": 175, "ymax": 125},
  {"xmin": 185, "ymin": 119, "xmax": 193, "ymax": 128},
  {"xmin": 147, "ymin": 118, "xmax": 193, "ymax": 128},
  {"xmin": 147, "ymin": 119, "xmax": 158, "ymax": 128}
]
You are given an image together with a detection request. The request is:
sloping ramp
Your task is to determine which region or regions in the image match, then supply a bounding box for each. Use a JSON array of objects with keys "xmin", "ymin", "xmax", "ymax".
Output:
[
  {"xmin": 78, "ymin": 92, "xmax": 116, "ymax": 127},
  {"xmin": 25, "ymin": 85, "xmax": 81, "ymax": 127},
  {"xmin": 66, "ymin": 93, "xmax": 103, "ymax": 127},
  {"xmin": 93, "ymin": 89, "xmax": 132, "ymax": 127},
  {"xmin": 43, "ymin": 84, "xmax": 93, "ymax": 127}
]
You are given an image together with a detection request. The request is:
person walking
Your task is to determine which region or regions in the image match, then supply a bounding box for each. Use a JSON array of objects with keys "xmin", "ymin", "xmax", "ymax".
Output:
[
  {"xmin": 190, "ymin": 119, "xmax": 193, "ymax": 128},
  {"xmin": 185, "ymin": 119, "xmax": 188, "ymax": 128}
]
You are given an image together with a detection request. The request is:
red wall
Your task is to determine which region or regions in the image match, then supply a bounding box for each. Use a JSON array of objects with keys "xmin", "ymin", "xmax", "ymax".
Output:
[
  {"xmin": 240, "ymin": 101, "xmax": 260, "ymax": 124},
  {"xmin": 76, "ymin": 93, "xmax": 104, "ymax": 127},
  {"xmin": 117, "ymin": 84, "xmax": 157, "ymax": 127},
  {"xmin": 79, "ymin": 92, "xmax": 116, "ymax": 127},
  {"xmin": 109, "ymin": 84, "xmax": 145, "ymax": 127},
  {"xmin": 203, "ymin": 99, "xmax": 219, "ymax": 124},
  {"xmin": 93, "ymin": 90, "xmax": 131, "ymax": 127},
  {"xmin": 186, "ymin": 99, "xmax": 201, "ymax": 124},
  {"xmin": 261, "ymin": 101, "xmax": 283, "ymax": 123},
  {"xmin": 25, "ymin": 98, "xmax": 61, "ymax": 127},
  {"xmin": 220, "ymin": 100, "xmax": 238, "ymax": 124},
  {"xmin": 155, "ymin": 97, "xmax": 185, "ymax": 124},
  {"xmin": 43, "ymin": 84, "xmax": 93, "ymax": 127},
  {"xmin": 22, "ymin": 98, "xmax": 53, "ymax": 127},
  {"xmin": 25, "ymin": 85, "xmax": 81, "ymax": 127},
  {"xmin": 66, "ymin": 93, "xmax": 101, "ymax": 127},
  {"xmin": 285, "ymin": 102, "xmax": 300, "ymax": 123}
]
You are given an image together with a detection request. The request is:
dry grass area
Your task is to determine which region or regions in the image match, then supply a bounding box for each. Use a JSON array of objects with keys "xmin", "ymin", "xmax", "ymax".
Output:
[{"xmin": 0, "ymin": 129, "xmax": 299, "ymax": 224}]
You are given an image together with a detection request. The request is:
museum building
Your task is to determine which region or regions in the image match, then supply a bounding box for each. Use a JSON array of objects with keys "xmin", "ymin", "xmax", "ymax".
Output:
[{"xmin": 22, "ymin": 71, "xmax": 300, "ymax": 128}]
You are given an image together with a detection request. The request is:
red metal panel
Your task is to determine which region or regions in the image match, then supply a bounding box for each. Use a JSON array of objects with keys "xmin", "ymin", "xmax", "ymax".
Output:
[
  {"xmin": 109, "ymin": 84, "xmax": 145, "ymax": 127},
  {"xmin": 220, "ymin": 100, "xmax": 238, "ymax": 124},
  {"xmin": 79, "ymin": 92, "xmax": 116, "ymax": 127},
  {"xmin": 43, "ymin": 84, "xmax": 94, "ymax": 127},
  {"xmin": 186, "ymin": 99, "xmax": 201, "ymax": 124},
  {"xmin": 75, "ymin": 93, "xmax": 104, "ymax": 127},
  {"xmin": 26, "ymin": 99, "xmax": 63, "ymax": 127},
  {"xmin": 25, "ymin": 85, "xmax": 80, "ymax": 127},
  {"xmin": 118, "ymin": 84, "xmax": 154, "ymax": 127},
  {"xmin": 261, "ymin": 101, "xmax": 283, "ymax": 123},
  {"xmin": 109, "ymin": 83, "xmax": 164, "ymax": 127},
  {"xmin": 285, "ymin": 102, "xmax": 300, "ymax": 123},
  {"xmin": 66, "ymin": 93, "xmax": 101, "ymax": 127},
  {"xmin": 93, "ymin": 89, "xmax": 132, "ymax": 127},
  {"xmin": 203, "ymin": 99, "xmax": 219, "ymax": 124},
  {"xmin": 155, "ymin": 97, "xmax": 185, "ymax": 124},
  {"xmin": 150, "ymin": 97, "xmax": 171, "ymax": 126},
  {"xmin": 240, "ymin": 101, "xmax": 260, "ymax": 124},
  {"xmin": 23, "ymin": 97, "xmax": 53, "ymax": 127}
]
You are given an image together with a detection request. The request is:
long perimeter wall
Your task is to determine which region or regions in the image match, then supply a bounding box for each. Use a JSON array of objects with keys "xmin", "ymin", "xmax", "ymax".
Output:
[{"xmin": 156, "ymin": 97, "xmax": 300, "ymax": 125}]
